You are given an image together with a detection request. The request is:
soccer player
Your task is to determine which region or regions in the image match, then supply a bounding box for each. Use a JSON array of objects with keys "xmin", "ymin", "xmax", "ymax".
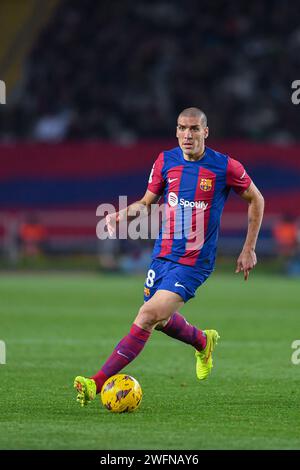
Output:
[{"xmin": 74, "ymin": 107, "xmax": 264, "ymax": 406}]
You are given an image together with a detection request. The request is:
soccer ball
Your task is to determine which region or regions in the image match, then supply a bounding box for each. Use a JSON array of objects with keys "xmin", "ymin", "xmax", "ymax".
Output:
[{"xmin": 100, "ymin": 374, "xmax": 142, "ymax": 413}]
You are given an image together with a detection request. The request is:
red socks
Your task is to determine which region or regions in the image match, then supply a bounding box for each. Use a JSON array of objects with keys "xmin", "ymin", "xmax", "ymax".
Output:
[
  {"xmin": 91, "ymin": 314, "xmax": 206, "ymax": 394},
  {"xmin": 159, "ymin": 312, "xmax": 207, "ymax": 351},
  {"xmin": 91, "ymin": 324, "xmax": 151, "ymax": 393}
]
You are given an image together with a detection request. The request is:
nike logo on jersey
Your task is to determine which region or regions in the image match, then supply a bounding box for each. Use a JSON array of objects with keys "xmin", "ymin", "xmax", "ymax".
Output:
[
  {"xmin": 168, "ymin": 178, "xmax": 178, "ymax": 183},
  {"xmin": 174, "ymin": 282, "xmax": 187, "ymax": 290}
]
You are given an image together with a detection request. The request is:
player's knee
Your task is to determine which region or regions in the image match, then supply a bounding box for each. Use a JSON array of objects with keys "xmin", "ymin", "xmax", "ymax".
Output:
[
  {"xmin": 155, "ymin": 318, "xmax": 170, "ymax": 330},
  {"xmin": 137, "ymin": 303, "xmax": 166, "ymax": 329}
]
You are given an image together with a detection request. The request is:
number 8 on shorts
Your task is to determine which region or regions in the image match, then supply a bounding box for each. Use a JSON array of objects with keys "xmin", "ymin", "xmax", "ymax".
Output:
[{"xmin": 145, "ymin": 269, "xmax": 156, "ymax": 287}]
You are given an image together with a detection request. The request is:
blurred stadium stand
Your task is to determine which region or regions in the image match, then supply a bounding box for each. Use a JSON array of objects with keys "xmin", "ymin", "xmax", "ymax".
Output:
[
  {"xmin": 0, "ymin": 0, "xmax": 299, "ymax": 270},
  {"xmin": 1, "ymin": 0, "xmax": 300, "ymax": 142}
]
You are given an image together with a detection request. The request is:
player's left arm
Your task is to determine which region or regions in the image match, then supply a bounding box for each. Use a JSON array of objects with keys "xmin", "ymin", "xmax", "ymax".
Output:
[{"xmin": 236, "ymin": 182, "xmax": 265, "ymax": 280}]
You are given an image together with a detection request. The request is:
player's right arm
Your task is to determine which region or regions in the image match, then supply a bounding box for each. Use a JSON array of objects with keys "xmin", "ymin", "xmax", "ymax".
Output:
[
  {"xmin": 105, "ymin": 191, "xmax": 161, "ymax": 236},
  {"xmin": 106, "ymin": 153, "xmax": 165, "ymax": 237}
]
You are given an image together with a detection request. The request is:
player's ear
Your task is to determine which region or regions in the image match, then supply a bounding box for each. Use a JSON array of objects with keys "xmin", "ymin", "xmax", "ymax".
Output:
[{"xmin": 204, "ymin": 127, "xmax": 209, "ymax": 139}]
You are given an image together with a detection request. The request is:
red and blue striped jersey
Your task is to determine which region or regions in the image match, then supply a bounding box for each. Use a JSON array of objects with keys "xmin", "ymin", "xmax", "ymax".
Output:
[{"xmin": 147, "ymin": 146, "xmax": 252, "ymax": 270}]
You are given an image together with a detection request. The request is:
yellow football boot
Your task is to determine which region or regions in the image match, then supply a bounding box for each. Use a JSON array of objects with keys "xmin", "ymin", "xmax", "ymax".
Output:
[
  {"xmin": 195, "ymin": 330, "xmax": 220, "ymax": 380},
  {"xmin": 74, "ymin": 376, "xmax": 96, "ymax": 407}
]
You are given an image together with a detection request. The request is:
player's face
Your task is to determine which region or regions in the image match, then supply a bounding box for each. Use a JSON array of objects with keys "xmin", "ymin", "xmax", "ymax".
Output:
[{"xmin": 176, "ymin": 116, "xmax": 209, "ymax": 159}]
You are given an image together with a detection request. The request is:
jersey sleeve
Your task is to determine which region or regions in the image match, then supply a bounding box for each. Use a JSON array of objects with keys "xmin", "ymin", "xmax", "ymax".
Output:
[
  {"xmin": 147, "ymin": 152, "xmax": 165, "ymax": 195},
  {"xmin": 226, "ymin": 157, "xmax": 252, "ymax": 194}
]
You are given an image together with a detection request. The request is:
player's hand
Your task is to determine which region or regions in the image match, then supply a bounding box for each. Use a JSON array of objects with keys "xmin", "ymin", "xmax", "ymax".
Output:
[
  {"xmin": 105, "ymin": 210, "xmax": 127, "ymax": 237},
  {"xmin": 105, "ymin": 212, "xmax": 119, "ymax": 237},
  {"xmin": 235, "ymin": 248, "xmax": 257, "ymax": 281}
]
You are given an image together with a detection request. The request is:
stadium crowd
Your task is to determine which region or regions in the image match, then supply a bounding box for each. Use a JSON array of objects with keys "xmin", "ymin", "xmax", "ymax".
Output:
[{"xmin": 1, "ymin": 0, "xmax": 299, "ymax": 143}]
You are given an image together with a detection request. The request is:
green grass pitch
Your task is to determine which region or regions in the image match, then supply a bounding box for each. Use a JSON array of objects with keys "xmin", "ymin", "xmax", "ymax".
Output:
[{"xmin": 0, "ymin": 272, "xmax": 299, "ymax": 450}]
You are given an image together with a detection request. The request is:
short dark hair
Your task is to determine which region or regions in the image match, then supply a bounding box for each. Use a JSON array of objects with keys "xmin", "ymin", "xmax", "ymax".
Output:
[{"xmin": 178, "ymin": 107, "xmax": 207, "ymax": 127}]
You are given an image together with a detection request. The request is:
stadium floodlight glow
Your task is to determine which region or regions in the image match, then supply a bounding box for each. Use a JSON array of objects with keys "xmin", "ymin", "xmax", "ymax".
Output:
[
  {"xmin": 0, "ymin": 340, "xmax": 6, "ymax": 365},
  {"xmin": 0, "ymin": 80, "xmax": 6, "ymax": 104}
]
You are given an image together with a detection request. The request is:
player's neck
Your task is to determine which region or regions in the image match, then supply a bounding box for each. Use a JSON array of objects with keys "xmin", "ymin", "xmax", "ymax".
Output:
[{"xmin": 183, "ymin": 147, "xmax": 206, "ymax": 162}]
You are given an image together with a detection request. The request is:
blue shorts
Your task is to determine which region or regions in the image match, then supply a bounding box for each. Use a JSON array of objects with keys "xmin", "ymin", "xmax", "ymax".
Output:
[{"xmin": 143, "ymin": 257, "xmax": 212, "ymax": 303}]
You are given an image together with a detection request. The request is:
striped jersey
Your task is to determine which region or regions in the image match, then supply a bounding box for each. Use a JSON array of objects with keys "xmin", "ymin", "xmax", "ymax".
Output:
[{"xmin": 147, "ymin": 145, "xmax": 252, "ymax": 270}]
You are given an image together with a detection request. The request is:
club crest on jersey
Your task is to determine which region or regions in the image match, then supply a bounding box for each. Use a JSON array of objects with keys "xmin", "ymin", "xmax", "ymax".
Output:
[
  {"xmin": 200, "ymin": 178, "xmax": 213, "ymax": 191},
  {"xmin": 144, "ymin": 287, "xmax": 150, "ymax": 297}
]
